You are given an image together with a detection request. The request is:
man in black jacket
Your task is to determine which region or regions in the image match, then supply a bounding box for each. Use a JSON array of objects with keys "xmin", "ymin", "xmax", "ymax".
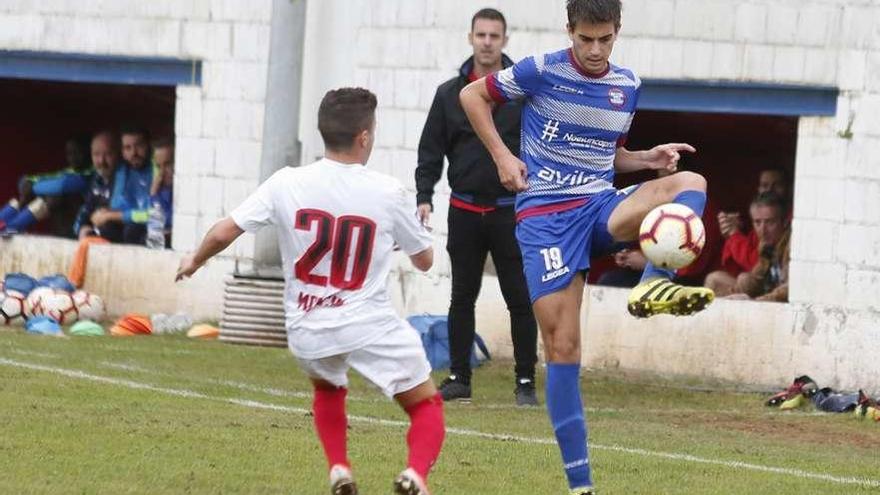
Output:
[{"xmin": 415, "ymin": 8, "xmax": 538, "ymax": 406}]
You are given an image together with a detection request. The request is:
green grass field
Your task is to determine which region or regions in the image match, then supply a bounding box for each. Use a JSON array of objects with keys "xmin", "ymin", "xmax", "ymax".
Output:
[{"xmin": 1, "ymin": 330, "xmax": 878, "ymax": 495}]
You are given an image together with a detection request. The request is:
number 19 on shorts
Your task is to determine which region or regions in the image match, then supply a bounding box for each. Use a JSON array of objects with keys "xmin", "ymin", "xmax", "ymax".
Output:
[{"xmin": 539, "ymin": 247, "xmax": 569, "ymax": 282}]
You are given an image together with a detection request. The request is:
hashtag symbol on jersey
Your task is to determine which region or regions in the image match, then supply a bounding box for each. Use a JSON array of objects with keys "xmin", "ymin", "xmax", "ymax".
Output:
[{"xmin": 541, "ymin": 119, "xmax": 560, "ymax": 141}]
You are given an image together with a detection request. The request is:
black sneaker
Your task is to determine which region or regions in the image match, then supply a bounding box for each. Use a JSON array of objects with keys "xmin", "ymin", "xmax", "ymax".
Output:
[
  {"xmin": 439, "ymin": 375, "xmax": 471, "ymax": 402},
  {"xmin": 514, "ymin": 377, "xmax": 538, "ymax": 407}
]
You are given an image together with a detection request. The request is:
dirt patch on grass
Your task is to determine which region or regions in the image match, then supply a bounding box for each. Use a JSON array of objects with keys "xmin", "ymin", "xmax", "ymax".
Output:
[{"xmin": 673, "ymin": 412, "xmax": 880, "ymax": 450}]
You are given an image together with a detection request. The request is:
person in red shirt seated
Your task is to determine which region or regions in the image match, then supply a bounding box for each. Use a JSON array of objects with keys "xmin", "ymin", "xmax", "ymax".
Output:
[{"xmin": 705, "ymin": 191, "xmax": 790, "ymax": 300}]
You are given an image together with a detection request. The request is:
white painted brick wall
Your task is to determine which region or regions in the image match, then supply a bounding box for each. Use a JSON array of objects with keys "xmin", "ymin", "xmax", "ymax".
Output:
[
  {"xmin": 846, "ymin": 270, "xmax": 880, "ymax": 311},
  {"xmin": 709, "ymin": 42, "xmax": 743, "ymax": 80},
  {"xmin": 795, "ymin": 5, "xmax": 836, "ymax": 47},
  {"xmin": 851, "ymin": 93, "xmax": 880, "ymax": 137},
  {"xmin": 802, "ymin": 48, "xmax": 837, "ymax": 86},
  {"xmin": 222, "ymin": 178, "xmax": 258, "ymax": 215},
  {"xmin": 845, "ymin": 137, "xmax": 880, "ymax": 180},
  {"xmin": 794, "ymin": 136, "xmax": 847, "ymax": 179},
  {"xmin": 648, "ymin": 39, "xmax": 683, "ymax": 79},
  {"xmin": 680, "ymin": 41, "xmax": 713, "ymax": 80},
  {"xmin": 837, "ymin": 50, "xmax": 867, "ymax": 92},
  {"xmin": 673, "ymin": 0, "xmax": 735, "ymax": 41},
  {"xmin": 174, "ymin": 86, "xmax": 204, "ymax": 139},
  {"xmin": 0, "ymin": 14, "xmax": 43, "ymax": 48},
  {"xmin": 182, "ymin": 21, "xmax": 232, "ymax": 60},
  {"xmin": 792, "ymin": 176, "xmax": 845, "ymax": 222},
  {"xmin": 171, "ymin": 213, "xmax": 198, "ymax": 251},
  {"xmin": 837, "ymin": 225, "xmax": 880, "ymax": 268},
  {"xmin": 209, "ymin": 0, "xmax": 272, "ymax": 24},
  {"xmin": 788, "ymin": 261, "xmax": 847, "ymax": 306},
  {"xmin": 772, "ymin": 46, "xmax": 805, "ymax": 82},
  {"xmin": 173, "ymin": 176, "xmax": 202, "ymax": 216},
  {"xmin": 734, "ymin": 3, "xmax": 766, "ymax": 43},
  {"xmin": 764, "ymin": 5, "xmax": 799, "ymax": 45},
  {"xmin": 5, "ymin": 0, "xmax": 880, "ymax": 314},
  {"xmin": 623, "ymin": 0, "xmax": 674, "ymax": 38},
  {"xmin": 742, "ymin": 44, "xmax": 774, "ymax": 81},
  {"xmin": 839, "ymin": 5, "xmax": 878, "ymax": 50},
  {"xmin": 790, "ymin": 219, "xmax": 836, "ymax": 263},
  {"xmin": 213, "ymin": 140, "xmax": 262, "ymax": 181},
  {"xmin": 843, "ymin": 179, "xmax": 880, "ymax": 225},
  {"xmin": 175, "ymin": 137, "xmax": 215, "ymax": 178},
  {"xmin": 233, "ymin": 23, "xmax": 271, "ymax": 62}
]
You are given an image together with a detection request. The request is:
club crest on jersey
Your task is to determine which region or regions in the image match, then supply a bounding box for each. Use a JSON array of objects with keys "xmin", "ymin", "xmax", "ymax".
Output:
[{"xmin": 608, "ymin": 87, "xmax": 626, "ymax": 108}]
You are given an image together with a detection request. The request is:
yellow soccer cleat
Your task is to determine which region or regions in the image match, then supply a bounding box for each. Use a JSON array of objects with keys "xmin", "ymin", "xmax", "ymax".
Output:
[
  {"xmin": 779, "ymin": 393, "xmax": 807, "ymax": 411},
  {"xmin": 627, "ymin": 278, "xmax": 714, "ymax": 318}
]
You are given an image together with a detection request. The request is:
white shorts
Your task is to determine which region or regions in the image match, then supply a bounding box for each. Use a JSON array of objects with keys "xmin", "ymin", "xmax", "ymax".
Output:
[{"xmin": 295, "ymin": 319, "xmax": 432, "ymax": 398}]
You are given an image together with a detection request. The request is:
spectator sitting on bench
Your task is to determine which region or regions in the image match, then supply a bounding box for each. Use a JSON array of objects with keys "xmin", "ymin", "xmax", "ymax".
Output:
[
  {"xmin": 74, "ymin": 131, "xmax": 124, "ymax": 242},
  {"xmin": 88, "ymin": 124, "xmax": 154, "ymax": 245},
  {"xmin": 705, "ymin": 191, "xmax": 790, "ymax": 302},
  {"xmin": 149, "ymin": 137, "xmax": 174, "ymax": 248},
  {"xmin": 0, "ymin": 134, "xmax": 92, "ymax": 235}
]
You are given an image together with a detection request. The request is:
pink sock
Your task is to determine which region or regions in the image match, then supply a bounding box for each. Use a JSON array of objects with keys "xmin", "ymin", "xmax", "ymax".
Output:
[
  {"xmin": 313, "ymin": 386, "xmax": 349, "ymax": 469},
  {"xmin": 405, "ymin": 392, "xmax": 446, "ymax": 480}
]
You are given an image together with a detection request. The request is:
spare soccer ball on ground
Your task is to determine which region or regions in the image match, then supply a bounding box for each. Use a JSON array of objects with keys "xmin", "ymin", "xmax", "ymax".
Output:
[
  {"xmin": 1, "ymin": 290, "xmax": 27, "ymax": 325},
  {"xmin": 638, "ymin": 203, "xmax": 705, "ymax": 270},
  {"xmin": 27, "ymin": 287, "xmax": 79, "ymax": 325},
  {"xmin": 72, "ymin": 290, "xmax": 106, "ymax": 322}
]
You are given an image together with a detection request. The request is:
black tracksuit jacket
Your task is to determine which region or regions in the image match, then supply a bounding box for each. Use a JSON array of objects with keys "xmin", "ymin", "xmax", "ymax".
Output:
[{"xmin": 415, "ymin": 54, "xmax": 522, "ymax": 209}]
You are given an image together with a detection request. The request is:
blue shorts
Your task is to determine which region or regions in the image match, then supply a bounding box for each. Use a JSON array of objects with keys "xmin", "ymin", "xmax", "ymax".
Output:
[{"xmin": 516, "ymin": 186, "xmax": 640, "ymax": 303}]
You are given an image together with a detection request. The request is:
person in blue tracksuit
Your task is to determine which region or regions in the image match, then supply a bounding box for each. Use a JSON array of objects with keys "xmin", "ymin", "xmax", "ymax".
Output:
[
  {"xmin": 88, "ymin": 125, "xmax": 154, "ymax": 245},
  {"xmin": 0, "ymin": 135, "xmax": 92, "ymax": 235}
]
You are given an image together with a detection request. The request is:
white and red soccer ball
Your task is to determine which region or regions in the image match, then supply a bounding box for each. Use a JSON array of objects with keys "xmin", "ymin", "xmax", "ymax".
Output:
[
  {"xmin": 71, "ymin": 290, "xmax": 105, "ymax": 322},
  {"xmin": 26, "ymin": 287, "xmax": 79, "ymax": 325},
  {"xmin": 0, "ymin": 289, "xmax": 27, "ymax": 325},
  {"xmin": 639, "ymin": 203, "xmax": 705, "ymax": 270}
]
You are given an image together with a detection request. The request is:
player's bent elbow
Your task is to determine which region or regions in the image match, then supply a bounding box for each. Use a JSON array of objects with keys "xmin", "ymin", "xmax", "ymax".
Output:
[
  {"xmin": 211, "ymin": 217, "xmax": 245, "ymax": 244},
  {"xmin": 409, "ymin": 248, "xmax": 433, "ymax": 272}
]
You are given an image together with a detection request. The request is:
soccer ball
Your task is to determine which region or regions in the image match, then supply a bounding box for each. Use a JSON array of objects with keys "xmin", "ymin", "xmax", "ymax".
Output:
[
  {"xmin": 27, "ymin": 288, "xmax": 79, "ymax": 325},
  {"xmin": 638, "ymin": 203, "xmax": 705, "ymax": 270},
  {"xmin": 0, "ymin": 290, "xmax": 26, "ymax": 325},
  {"xmin": 72, "ymin": 290, "xmax": 106, "ymax": 322}
]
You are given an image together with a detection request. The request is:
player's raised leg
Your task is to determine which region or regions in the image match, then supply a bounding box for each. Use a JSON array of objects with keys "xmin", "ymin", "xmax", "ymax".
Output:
[
  {"xmin": 533, "ymin": 275, "xmax": 595, "ymax": 495},
  {"xmin": 607, "ymin": 171, "xmax": 714, "ymax": 318},
  {"xmin": 393, "ymin": 380, "xmax": 445, "ymax": 495}
]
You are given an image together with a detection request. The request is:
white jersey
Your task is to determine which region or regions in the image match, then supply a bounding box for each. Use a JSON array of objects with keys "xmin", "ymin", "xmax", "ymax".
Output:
[{"xmin": 230, "ymin": 158, "xmax": 432, "ymax": 359}]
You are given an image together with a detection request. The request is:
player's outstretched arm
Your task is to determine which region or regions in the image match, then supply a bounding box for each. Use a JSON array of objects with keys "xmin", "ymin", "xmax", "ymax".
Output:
[
  {"xmin": 409, "ymin": 247, "xmax": 433, "ymax": 272},
  {"xmin": 460, "ymin": 78, "xmax": 527, "ymax": 192},
  {"xmin": 614, "ymin": 143, "xmax": 696, "ymax": 174},
  {"xmin": 175, "ymin": 217, "xmax": 244, "ymax": 281}
]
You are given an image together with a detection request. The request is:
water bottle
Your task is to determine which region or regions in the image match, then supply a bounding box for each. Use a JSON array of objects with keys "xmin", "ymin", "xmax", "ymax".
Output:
[{"xmin": 145, "ymin": 200, "xmax": 166, "ymax": 249}]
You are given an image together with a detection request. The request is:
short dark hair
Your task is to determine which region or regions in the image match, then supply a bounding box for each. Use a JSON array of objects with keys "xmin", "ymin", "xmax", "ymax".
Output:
[
  {"xmin": 318, "ymin": 88, "xmax": 377, "ymax": 151},
  {"xmin": 152, "ymin": 136, "xmax": 174, "ymax": 150},
  {"xmin": 471, "ymin": 8, "xmax": 506, "ymax": 33},
  {"xmin": 566, "ymin": 0, "xmax": 622, "ymax": 30},
  {"xmin": 751, "ymin": 191, "xmax": 787, "ymax": 218},
  {"xmin": 759, "ymin": 167, "xmax": 790, "ymax": 184},
  {"xmin": 119, "ymin": 123, "xmax": 150, "ymax": 141}
]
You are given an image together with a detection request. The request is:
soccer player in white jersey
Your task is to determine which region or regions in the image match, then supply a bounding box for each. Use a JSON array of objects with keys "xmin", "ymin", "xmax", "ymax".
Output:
[
  {"xmin": 460, "ymin": 1, "xmax": 714, "ymax": 493},
  {"xmin": 176, "ymin": 88, "xmax": 445, "ymax": 495}
]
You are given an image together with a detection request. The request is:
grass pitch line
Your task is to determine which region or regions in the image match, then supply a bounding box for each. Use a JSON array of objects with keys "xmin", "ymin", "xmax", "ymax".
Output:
[
  {"xmin": 92, "ymin": 360, "xmax": 833, "ymax": 418},
  {"xmin": 3, "ymin": 357, "xmax": 880, "ymax": 489}
]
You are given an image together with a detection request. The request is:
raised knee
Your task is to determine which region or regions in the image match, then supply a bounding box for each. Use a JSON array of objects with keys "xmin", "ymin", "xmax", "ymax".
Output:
[{"xmin": 675, "ymin": 171, "xmax": 706, "ymax": 192}]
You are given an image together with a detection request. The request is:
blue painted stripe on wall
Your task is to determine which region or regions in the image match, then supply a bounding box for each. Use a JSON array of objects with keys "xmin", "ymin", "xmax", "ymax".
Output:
[
  {"xmin": 639, "ymin": 79, "xmax": 838, "ymax": 116},
  {"xmin": 0, "ymin": 50, "xmax": 201, "ymax": 87}
]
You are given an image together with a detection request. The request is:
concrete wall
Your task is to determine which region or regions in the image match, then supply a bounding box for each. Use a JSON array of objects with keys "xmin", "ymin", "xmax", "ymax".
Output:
[
  {"xmin": 1, "ymin": 0, "xmax": 879, "ymax": 390},
  {"xmin": 0, "ymin": 0, "xmax": 276, "ymax": 261},
  {"xmin": 0, "ymin": 236, "xmax": 230, "ymax": 322}
]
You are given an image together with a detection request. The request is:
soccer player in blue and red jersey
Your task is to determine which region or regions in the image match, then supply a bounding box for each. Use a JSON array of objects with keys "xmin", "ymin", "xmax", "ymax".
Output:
[{"xmin": 460, "ymin": 1, "xmax": 714, "ymax": 493}]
